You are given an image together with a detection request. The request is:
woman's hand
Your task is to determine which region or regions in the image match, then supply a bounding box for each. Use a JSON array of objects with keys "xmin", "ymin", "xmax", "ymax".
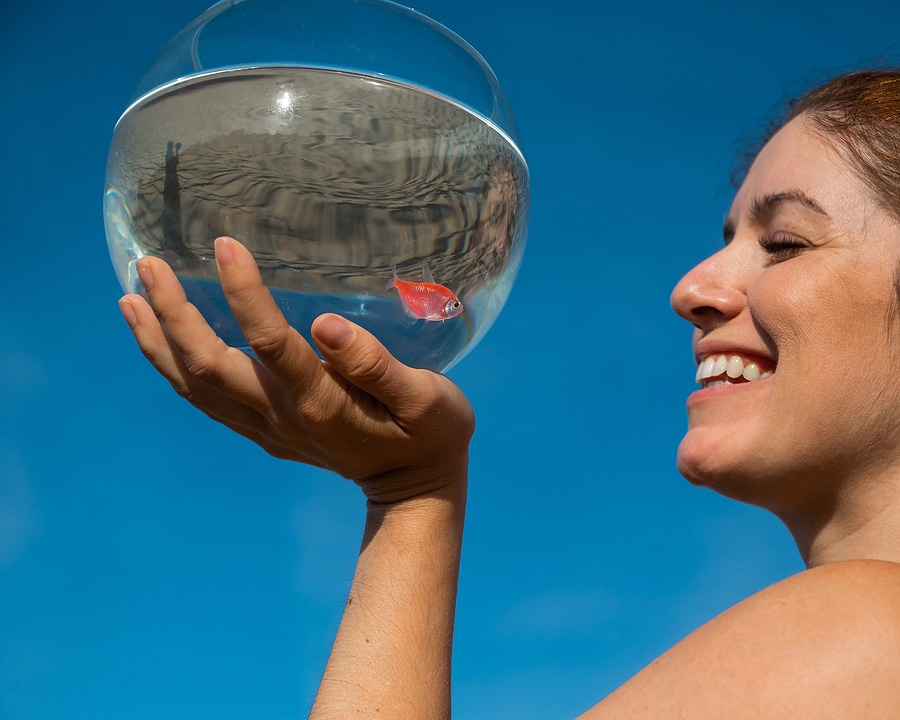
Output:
[{"xmin": 117, "ymin": 236, "xmax": 475, "ymax": 504}]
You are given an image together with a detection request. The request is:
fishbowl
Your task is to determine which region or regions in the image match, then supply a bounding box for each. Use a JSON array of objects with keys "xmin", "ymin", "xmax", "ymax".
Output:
[{"xmin": 104, "ymin": 0, "xmax": 529, "ymax": 372}]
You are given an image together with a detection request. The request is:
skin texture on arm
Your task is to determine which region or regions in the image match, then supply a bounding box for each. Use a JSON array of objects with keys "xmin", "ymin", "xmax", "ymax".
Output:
[
  {"xmin": 311, "ymin": 488, "xmax": 466, "ymax": 719},
  {"xmin": 119, "ymin": 237, "xmax": 473, "ymax": 718}
]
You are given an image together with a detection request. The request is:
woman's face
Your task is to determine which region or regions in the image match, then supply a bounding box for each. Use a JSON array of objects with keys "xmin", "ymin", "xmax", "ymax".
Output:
[{"xmin": 671, "ymin": 116, "xmax": 900, "ymax": 514}]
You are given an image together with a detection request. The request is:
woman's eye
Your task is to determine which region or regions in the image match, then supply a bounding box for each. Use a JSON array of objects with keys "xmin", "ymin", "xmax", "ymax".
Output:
[{"xmin": 758, "ymin": 234, "xmax": 807, "ymax": 261}]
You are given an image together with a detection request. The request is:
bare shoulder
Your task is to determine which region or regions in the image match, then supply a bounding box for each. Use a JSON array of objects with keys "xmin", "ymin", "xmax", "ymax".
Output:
[
  {"xmin": 763, "ymin": 558, "xmax": 900, "ymax": 615},
  {"xmin": 582, "ymin": 560, "xmax": 900, "ymax": 719}
]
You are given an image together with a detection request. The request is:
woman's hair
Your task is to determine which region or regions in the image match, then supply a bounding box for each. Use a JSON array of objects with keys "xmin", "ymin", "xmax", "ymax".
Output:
[
  {"xmin": 735, "ymin": 69, "xmax": 900, "ymax": 219},
  {"xmin": 734, "ymin": 68, "xmax": 900, "ymax": 322}
]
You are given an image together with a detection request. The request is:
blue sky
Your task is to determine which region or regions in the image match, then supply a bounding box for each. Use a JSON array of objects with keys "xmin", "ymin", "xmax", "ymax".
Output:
[{"xmin": 4, "ymin": 1, "xmax": 900, "ymax": 718}]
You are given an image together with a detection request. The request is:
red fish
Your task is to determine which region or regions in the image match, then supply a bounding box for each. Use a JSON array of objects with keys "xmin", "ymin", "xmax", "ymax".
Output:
[{"xmin": 386, "ymin": 262, "xmax": 464, "ymax": 321}]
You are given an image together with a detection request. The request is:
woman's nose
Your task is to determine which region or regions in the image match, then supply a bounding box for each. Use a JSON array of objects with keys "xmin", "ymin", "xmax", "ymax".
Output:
[{"xmin": 670, "ymin": 251, "xmax": 746, "ymax": 330}]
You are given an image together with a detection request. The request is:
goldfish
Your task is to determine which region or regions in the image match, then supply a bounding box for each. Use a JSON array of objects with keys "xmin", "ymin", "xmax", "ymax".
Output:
[{"xmin": 386, "ymin": 261, "xmax": 464, "ymax": 321}]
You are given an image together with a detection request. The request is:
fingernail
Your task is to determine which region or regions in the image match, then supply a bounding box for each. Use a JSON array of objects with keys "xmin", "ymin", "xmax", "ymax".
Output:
[
  {"xmin": 315, "ymin": 314, "xmax": 355, "ymax": 350},
  {"xmin": 136, "ymin": 259, "xmax": 153, "ymax": 291},
  {"xmin": 118, "ymin": 298, "xmax": 137, "ymax": 328},
  {"xmin": 215, "ymin": 236, "xmax": 236, "ymax": 270}
]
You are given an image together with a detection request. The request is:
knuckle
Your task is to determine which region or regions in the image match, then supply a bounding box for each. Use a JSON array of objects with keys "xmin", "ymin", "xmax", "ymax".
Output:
[
  {"xmin": 346, "ymin": 345, "xmax": 392, "ymax": 384},
  {"xmin": 137, "ymin": 343, "xmax": 162, "ymax": 367},
  {"xmin": 168, "ymin": 378, "xmax": 192, "ymax": 400},
  {"xmin": 294, "ymin": 404, "xmax": 328, "ymax": 430},
  {"xmin": 171, "ymin": 379, "xmax": 204, "ymax": 406},
  {"xmin": 406, "ymin": 374, "xmax": 447, "ymax": 416},
  {"xmin": 245, "ymin": 322, "xmax": 292, "ymax": 363},
  {"xmin": 182, "ymin": 350, "xmax": 220, "ymax": 383},
  {"xmin": 265, "ymin": 409, "xmax": 300, "ymax": 441},
  {"xmin": 295, "ymin": 392, "xmax": 340, "ymax": 431},
  {"xmin": 409, "ymin": 376, "xmax": 476, "ymax": 441}
]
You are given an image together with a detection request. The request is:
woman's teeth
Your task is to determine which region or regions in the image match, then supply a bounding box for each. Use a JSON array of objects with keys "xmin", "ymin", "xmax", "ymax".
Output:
[{"xmin": 695, "ymin": 354, "xmax": 774, "ymax": 386}]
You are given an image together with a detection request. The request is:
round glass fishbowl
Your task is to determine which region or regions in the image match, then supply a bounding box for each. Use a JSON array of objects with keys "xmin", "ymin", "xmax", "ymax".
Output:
[{"xmin": 104, "ymin": 0, "xmax": 529, "ymax": 372}]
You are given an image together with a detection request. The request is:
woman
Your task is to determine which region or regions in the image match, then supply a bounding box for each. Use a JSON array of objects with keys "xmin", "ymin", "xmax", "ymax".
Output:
[{"xmin": 118, "ymin": 69, "xmax": 900, "ymax": 716}]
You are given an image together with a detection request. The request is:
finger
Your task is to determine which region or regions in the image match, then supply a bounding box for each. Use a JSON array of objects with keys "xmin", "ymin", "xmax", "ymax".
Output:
[
  {"xmin": 134, "ymin": 255, "xmax": 281, "ymax": 411},
  {"xmin": 120, "ymin": 291, "xmax": 201, "ymax": 392},
  {"xmin": 310, "ymin": 313, "xmax": 431, "ymax": 415},
  {"xmin": 311, "ymin": 314, "xmax": 475, "ymax": 452},
  {"xmin": 119, "ymin": 294, "xmax": 277, "ymax": 433},
  {"xmin": 213, "ymin": 237, "xmax": 326, "ymax": 393},
  {"xmin": 122, "ymin": 294, "xmax": 329, "ymax": 462}
]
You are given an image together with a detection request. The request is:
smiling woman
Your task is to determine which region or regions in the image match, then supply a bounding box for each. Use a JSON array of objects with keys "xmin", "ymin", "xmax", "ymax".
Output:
[
  {"xmin": 118, "ymin": 68, "xmax": 900, "ymax": 718},
  {"xmin": 671, "ymin": 88, "xmax": 900, "ymax": 551}
]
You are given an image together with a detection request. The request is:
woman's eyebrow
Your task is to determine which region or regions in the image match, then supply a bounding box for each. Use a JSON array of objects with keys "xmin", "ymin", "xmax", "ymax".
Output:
[
  {"xmin": 747, "ymin": 190, "xmax": 829, "ymax": 224},
  {"xmin": 722, "ymin": 189, "xmax": 828, "ymax": 245}
]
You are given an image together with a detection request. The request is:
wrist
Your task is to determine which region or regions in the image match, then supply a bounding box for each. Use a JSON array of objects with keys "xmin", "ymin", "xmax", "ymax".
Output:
[
  {"xmin": 362, "ymin": 467, "xmax": 467, "ymax": 543},
  {"xmin": 359, "ymin": 454, "xmax": 470, "ymax": 507}
]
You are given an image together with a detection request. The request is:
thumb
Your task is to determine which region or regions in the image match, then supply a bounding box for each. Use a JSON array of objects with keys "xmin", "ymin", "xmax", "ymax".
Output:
[{"xmin": 311, "ymin": 313, "xmax": 417, "ymax": 409}]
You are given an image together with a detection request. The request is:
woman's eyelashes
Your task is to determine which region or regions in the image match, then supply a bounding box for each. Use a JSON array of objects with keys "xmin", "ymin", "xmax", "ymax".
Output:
[{"xmin": 758, "ymin": 232, "xmax": 808, "ymax": 262}]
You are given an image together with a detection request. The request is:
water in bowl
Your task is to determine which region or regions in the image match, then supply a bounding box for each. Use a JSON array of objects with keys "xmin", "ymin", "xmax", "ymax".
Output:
[{"xmin": 105, "ymin": 66, "xmax": 528, "ymax": 372}]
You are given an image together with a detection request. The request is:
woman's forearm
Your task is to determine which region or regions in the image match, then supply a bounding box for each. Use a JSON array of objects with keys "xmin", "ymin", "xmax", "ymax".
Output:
[
  {"xmin": 310, "ymin": 469, "xmax": 468, "ymax": 719},
  {"xmin": 119, "ymin": 239, "xmax": 475, "ymax": 718}
]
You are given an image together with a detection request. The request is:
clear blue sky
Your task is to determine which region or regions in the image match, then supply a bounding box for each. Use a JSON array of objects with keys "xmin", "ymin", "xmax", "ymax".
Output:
[{"xmin": 3, "ymin": 1, "xmax": 900, "ymax": 718}]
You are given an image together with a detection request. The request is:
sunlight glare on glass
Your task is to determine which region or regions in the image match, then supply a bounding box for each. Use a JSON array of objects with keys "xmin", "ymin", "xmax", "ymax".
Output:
[{"xmin": 103, "ymin": 0, "xmax": 529, "ymax": 372}]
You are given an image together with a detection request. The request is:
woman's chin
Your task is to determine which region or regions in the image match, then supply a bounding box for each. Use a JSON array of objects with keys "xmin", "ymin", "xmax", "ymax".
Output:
[{"xmin": 676, "ymin": 429, "xmax": 756, "ymax": 495}]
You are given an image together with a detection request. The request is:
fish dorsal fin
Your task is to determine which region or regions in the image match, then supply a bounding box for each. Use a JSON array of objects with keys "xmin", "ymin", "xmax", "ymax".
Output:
[
  {"xmin": 386, "ymin": 262, "xmax": 398, "ymax": 290},
  {"xmin": 422, "ymin": 261, "xmax": 435, "ymax": 284}
]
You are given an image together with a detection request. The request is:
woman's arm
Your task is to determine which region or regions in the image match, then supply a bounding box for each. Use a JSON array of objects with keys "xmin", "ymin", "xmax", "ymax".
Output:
[
  {"xmin": 119, "ymin": 237, "xmax": 474, "ymax": 717},
  {"xmin": 118, "ymin": 237, "xmax": 900, "ymax": 718},
  {"xmin": 311, "ymin": 487, "xmax": 466, "ymax": 719}
]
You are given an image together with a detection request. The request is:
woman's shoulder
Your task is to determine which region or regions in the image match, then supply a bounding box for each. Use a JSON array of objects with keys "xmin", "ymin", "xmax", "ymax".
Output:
[
  {"xmin": 756, "ymin": 559, "xmax": 900, "ymax": 651},
  {"xmin": 584, "ymin": 560, "xmax": 900, "ymax": 719},
  {"xmin": 763, "ymin": 557, "xmax": 900, "ymax": 612}
]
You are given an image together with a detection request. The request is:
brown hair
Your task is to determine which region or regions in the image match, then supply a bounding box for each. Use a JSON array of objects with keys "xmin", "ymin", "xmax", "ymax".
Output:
[
  {"xmin": 735, "ymin": 69, "xmax": 900, "ymax": 219},
  {"xmin": 733, "ymin": 69, "xmax": 900, "ymax": 323}
]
